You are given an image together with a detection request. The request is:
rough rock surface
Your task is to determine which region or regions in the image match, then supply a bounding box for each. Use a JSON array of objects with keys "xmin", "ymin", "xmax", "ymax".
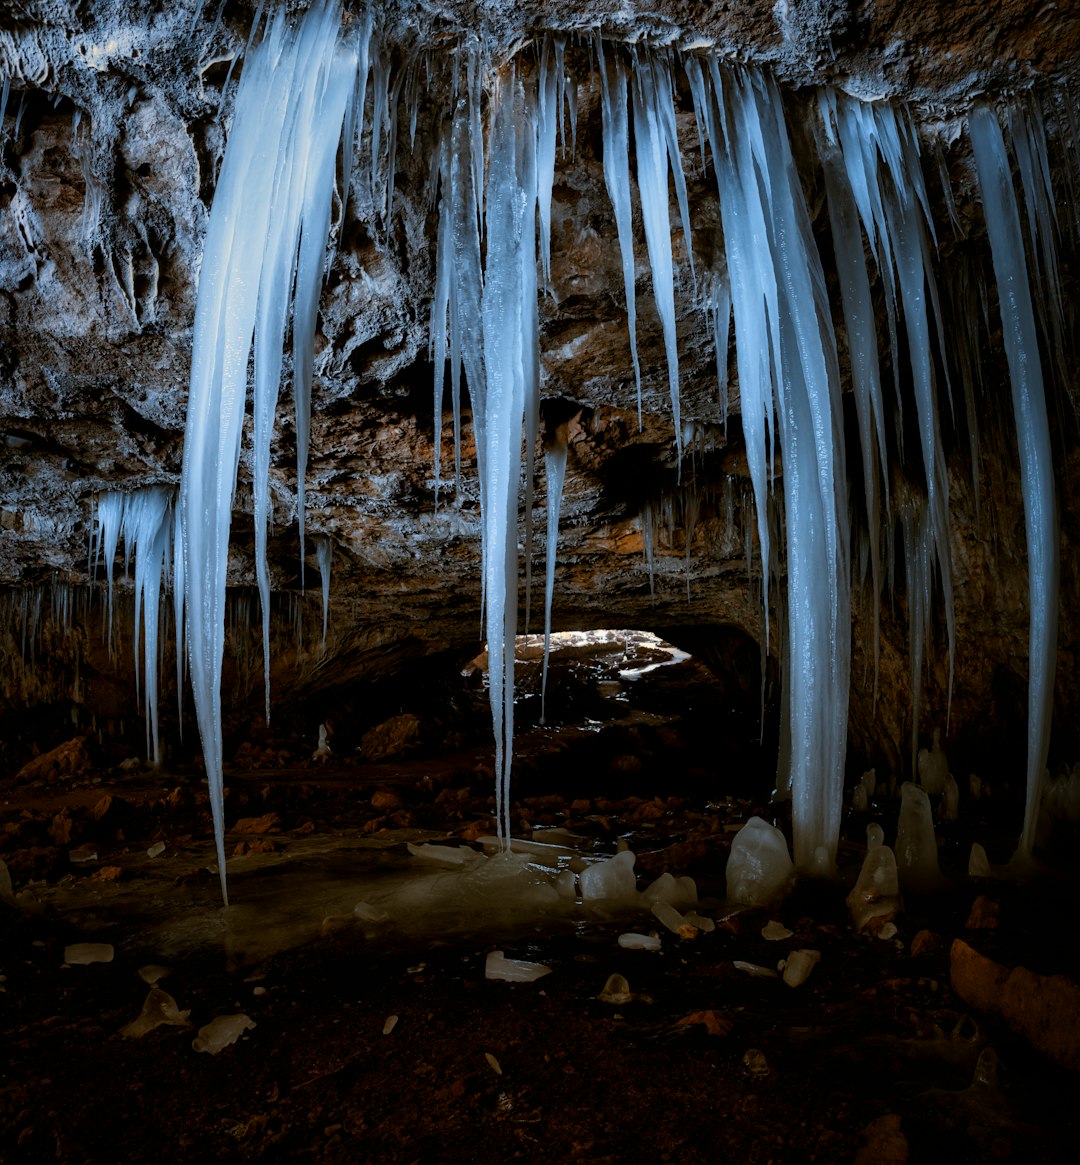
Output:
[{"xmin": 2, "ymin": 1, "xmax": 1079, "ymax": 785}]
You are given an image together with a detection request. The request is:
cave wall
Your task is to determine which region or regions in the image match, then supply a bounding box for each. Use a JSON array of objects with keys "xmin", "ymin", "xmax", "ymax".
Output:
[{"xmin": 1, "ymin": 0, "xmax": 1079, "ymax": 780}]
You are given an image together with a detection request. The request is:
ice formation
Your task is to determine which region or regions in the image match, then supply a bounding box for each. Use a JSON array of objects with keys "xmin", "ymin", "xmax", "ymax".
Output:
[
  {"xmin": 93, "ymin": 488, "xmax": 174, "ymax": 765},
  {"xmin": 176, "ymin": 1, "xmax": 362, "ymax": 900},
  {"xmin": 725, "ymin": 817, "xmax": 795, "ymax": 906},
  {"xmin": 541, "ymin": 427, "xmax": 568, "ymax": 722},
  {"xmin": 688, "ymin": 65, "xmax": 848, "ymax": 871},
  {"xmin": 895, "ymin": 782, "xmax": 944, "ymax": 892},
  {"xmin": 846, "ymin": 844, "xmax": 902, "ymax": 931},
  {"xmin": 969, "ymin": 105, "xmax": 1059, "ymax": 857}
]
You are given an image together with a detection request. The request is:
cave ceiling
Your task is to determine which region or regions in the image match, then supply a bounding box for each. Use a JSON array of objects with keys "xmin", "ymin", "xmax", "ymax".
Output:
[{"xmin": 1, "ymin": 0, "xmax": 1079, "ymax": 767}]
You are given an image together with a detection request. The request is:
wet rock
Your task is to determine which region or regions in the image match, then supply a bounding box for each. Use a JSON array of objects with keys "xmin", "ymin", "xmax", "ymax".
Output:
[
  {"xmin": 853, "ymin": 1114, "xmax": 908, "ymax": 1165},
  {"xmin": 909, "ymin": 929, "xmax": 941, "ymax": 958},
  {"xmin": 14, "ymin": 737, "xmax": 92, "ymax": 784},
  {"xmin": 964, "ymin": 895, "xmax": 1001, "ymax": 930},
  {"xmin": 950, "ymin": 938, "xmax": 1080, "ymax": 1070},
  {"xmin": 361, "ymin": 714, "xmax": 421, "ymax": 762},
  {"xmin": 232, "ymin": 812, "xmax": 280, "ymax": 835}
]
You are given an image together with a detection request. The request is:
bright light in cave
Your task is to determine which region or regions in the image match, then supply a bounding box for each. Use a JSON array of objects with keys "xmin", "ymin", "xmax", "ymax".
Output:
[{"xmin": 465, "ymin": 629, "xmax": 692, "ymax": 681}]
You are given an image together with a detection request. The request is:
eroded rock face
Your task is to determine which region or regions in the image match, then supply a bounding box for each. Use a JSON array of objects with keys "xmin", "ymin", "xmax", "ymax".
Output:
[{"xmin": 1, "ymin": 1, "xmax": 1079, "ymax": 781}]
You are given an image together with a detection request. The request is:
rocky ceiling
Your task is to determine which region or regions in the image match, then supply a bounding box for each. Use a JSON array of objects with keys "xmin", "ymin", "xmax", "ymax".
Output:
[{"xmin": 1, "ymin": 1, "xmax": 1079, "ymax": 774}]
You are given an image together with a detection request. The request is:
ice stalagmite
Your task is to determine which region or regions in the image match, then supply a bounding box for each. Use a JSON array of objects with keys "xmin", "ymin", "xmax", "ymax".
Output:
[
  {"xmin": 688, "ymin": 63, "xmax": 848, "ymax": 871},
  {"xmin": 970, "ymin": 106, "xmax": 1059, "ymax": 857},
  {"xmin": 178, "ymin": 1, "xmax": 360, "ymax": 902}
]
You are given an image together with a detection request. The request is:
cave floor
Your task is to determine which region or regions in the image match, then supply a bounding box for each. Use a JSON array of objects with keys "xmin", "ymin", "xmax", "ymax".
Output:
[{"xmin": 1, "ymin": 734, "xmax": 1078, "ymax": 1163}]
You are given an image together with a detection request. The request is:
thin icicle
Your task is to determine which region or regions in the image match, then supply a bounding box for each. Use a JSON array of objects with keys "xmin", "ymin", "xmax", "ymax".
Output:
[
  {"xmin": 632, "ymin": 52, "xmax": 687, "ymax": 466},
  {"xmin": 970, "ymin": 105, "xmax": 1059, "ymax": 858},
  {"xmin": 540, "ymin": 426, "xmax": 568, "ymax": 723},
  {"xmin": 316, "ymin": 536, "xmax": 332, "ymax": 645},
  {"xmin": 596, "ymin": 39, "xmax": 642, "ymax": 421},
  {"xmin": 536, "ymin": 37, "xmax": 558, "ymax": 291}
]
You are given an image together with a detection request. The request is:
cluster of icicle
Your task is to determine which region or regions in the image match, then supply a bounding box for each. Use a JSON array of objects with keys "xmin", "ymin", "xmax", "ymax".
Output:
[
  {"xmin": 92, "ymin": 488, "xmax": 175, "ymax": 767},
  {"xmin": 167, "ymin": 2, "xmax": 1062, "ymax": 901}
]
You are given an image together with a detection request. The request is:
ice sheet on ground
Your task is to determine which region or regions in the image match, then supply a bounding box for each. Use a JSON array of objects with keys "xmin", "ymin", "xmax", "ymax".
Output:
[{"xmin": 65, "ymin": 943, "xmax": 114, "ymax": 965}]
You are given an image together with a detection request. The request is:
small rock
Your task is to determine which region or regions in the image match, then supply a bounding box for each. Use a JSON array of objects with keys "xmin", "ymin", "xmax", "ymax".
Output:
[
  {"xmin": 676, "ymin": 1010, "xmax": 732, "ymax": 1038},
  {"xmin": 147, "ymin": 841, "xmax": 166, "ymax": 858},
  {"xmin": 361, "ymin": 714, "xmax": 421, "ymax": 762},
  {"xmin": 370, "ymin": 789, "xmax": 404, "ymax": 811},
  {"xmin": 232, "ymin": 813, "xmax": 280, "ymax": 835},
  {"xmin": 383, "ymin": 1014, "xmax": 398, "ymax": 1035},
  {"xmin": 761, "ymin": 920, "xmax": 793, "ymax": 941},
  {"xmin": 92, "ymin": 866, "xmax": 123, "ymax": 882},
  {"xmin": 853, "ymin": 1114, "xmax": 908, "ymax": 1165},
  {"xmin": 965, "ymin": 895, "xmax": 1000, "ymax": 930},
  {"xmin": 742, "ymin": 1048, "xmax": 769, "ymax": 1075},
  {"xmin": 64, "ymin": 943, "xmax": 114, "ymax": 965},
  {"xmin": 68, "ymin": 844, "xmax": 97, "ymax": 864},
  {"xmin": 910, "ymin": 929, "xmax": 940, "ymax": 957}
]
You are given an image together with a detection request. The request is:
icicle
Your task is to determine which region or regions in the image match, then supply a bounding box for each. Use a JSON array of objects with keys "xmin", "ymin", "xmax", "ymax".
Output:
[
  {"xmin": 316, "ymin": 536, "xmax": 332, "ymax": 646},
  {"xmin": 540, "ymin": 426, "xmax": 568, "ymax": 723},
  {"xmin": 632, "ymin": 52, "xmax": 689, "ymax": 465},
  {"xmin": 596, "ymin": 39, "xmax": 642, "ymax": 421},
  {"xmin": 705, "ymin": 270, "xmax": 732, "ymax": 433},
  {"xmin": 970, "ymin": 105, "xmax": 1059, "ymax": 858},
  {"xmin": 536, "ymin": 37, "xmax": 558, "ymax": 291},
  {"xmin": 691, "ymin": 64, "xmax": 848, "ymax": 871},
  {"xmin": 178, "ymin": 1, "xmax": 359, "ymax": 903},
  {"xmin": 819, "ymin": 90, "xmax": 954, "ymax": 721},
  {"xmin": 479, "ymin": 69, "xmax": 540, "ymax": 846},
  {"xmin": 94, "ymin": 491, "xmax": 125, "ymax": 651}
]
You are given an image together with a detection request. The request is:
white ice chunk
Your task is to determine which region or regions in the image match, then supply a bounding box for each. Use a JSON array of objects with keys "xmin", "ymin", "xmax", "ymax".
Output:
[
  {"xmin": 846, "ymin": 844, "xmax": 902, "ymax": 932},
  {"xmin": 121, "ymin": 988, "xmax": 191, "ymax": 1037},
  {"xmin": 192, "ymin": 1013, "xmax": 255, "ymax": 1054},
  {"xmin": 485, "ymin": 950, "xmax": 551, "ymax": 983},
  {"xmin": 725, "ymin": 817, "xmax": 794, "ymax": 906},
  {"xmin": 917, "ymin": 727, "xmax": 949, "ymax": 796},
  {"xmin": 968, "ymin": 843, "xmax": 992, "ymax": 878},
  {"xmin": 782, "ymin": 949, "xmax": 821, "ymax": 987},
  {"xmin": 579, "ymin": 849, "xmax": 637, "ymax": 902},
  {"xmin": 618, "ymin": 932, "xmax": 662, "ymax": 951}
]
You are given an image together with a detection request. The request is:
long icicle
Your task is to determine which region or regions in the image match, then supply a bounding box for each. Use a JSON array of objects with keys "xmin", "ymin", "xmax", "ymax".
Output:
[
  {"xmin": 178, "ymin": 1, "xmax": 358, "ymax": 903},
  {"xmin": 970, "ymin": 105, "xmax": 1059, "ymax": 858}
]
